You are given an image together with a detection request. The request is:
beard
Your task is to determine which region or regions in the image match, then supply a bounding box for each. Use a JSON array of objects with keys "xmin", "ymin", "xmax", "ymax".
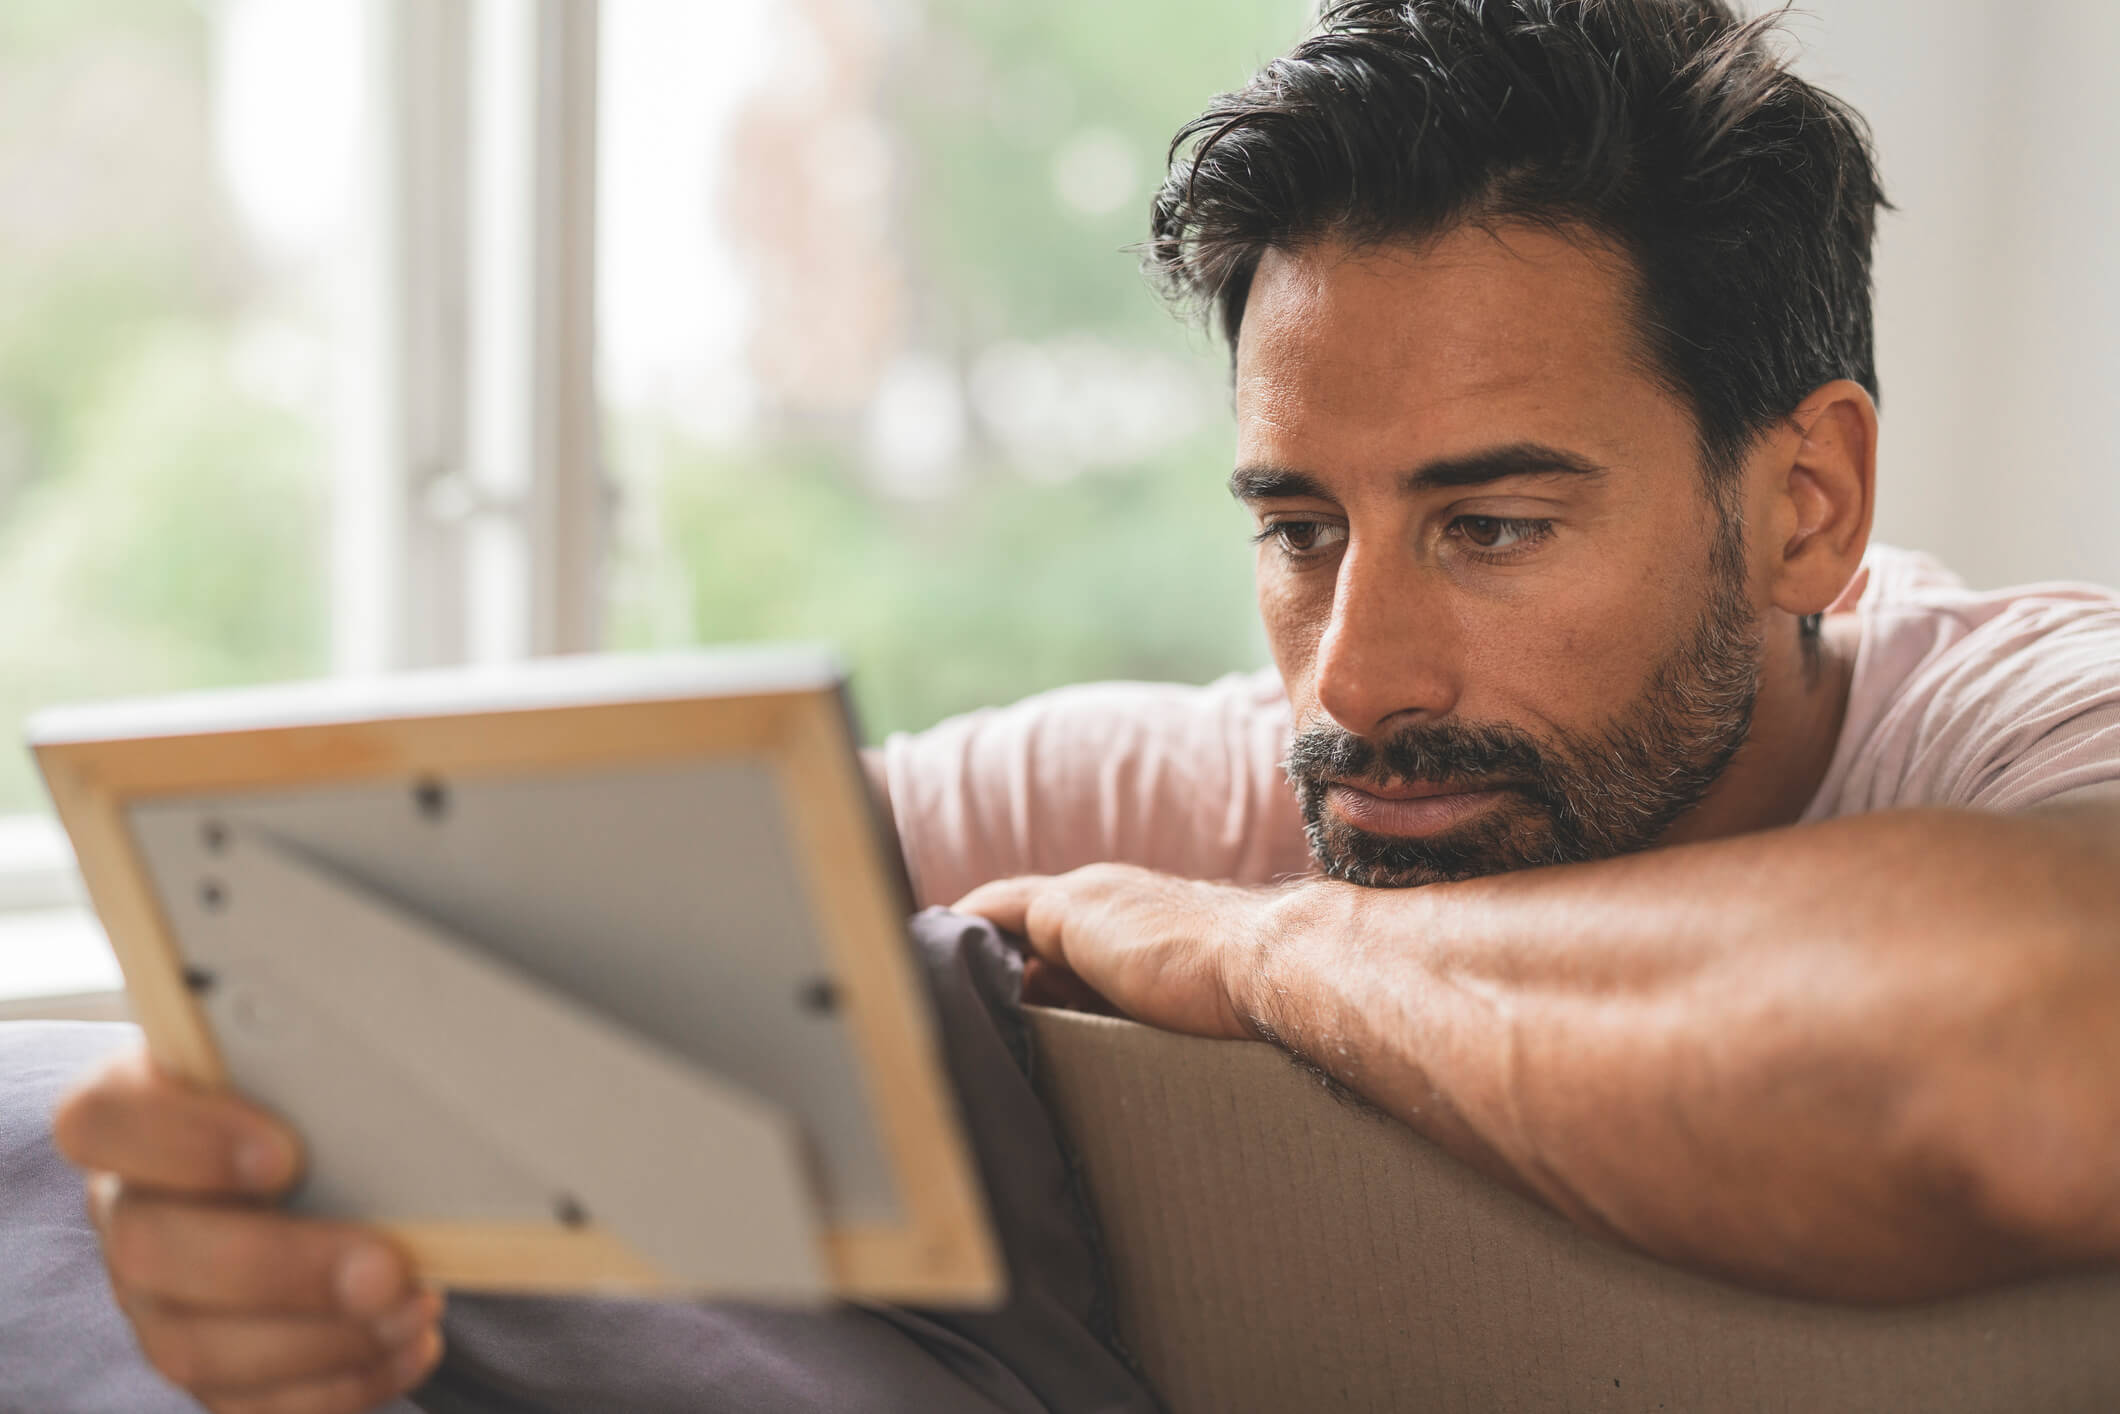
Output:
[{"xmin": 1284, "ymin": 547, "xmax": 1763, "ymax": 888}]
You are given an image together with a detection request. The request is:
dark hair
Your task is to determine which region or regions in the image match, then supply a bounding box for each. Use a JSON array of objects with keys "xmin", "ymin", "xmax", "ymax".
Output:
[{"xmin": 1147, "ymin": 0, "xmax": 1888, "ymax": 483}]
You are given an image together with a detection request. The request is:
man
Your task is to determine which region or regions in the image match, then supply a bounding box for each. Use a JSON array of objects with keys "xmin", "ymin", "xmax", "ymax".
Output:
[{"xmin": 50, "ymin": 1, "xmax": 2120, "ymax": 1410}]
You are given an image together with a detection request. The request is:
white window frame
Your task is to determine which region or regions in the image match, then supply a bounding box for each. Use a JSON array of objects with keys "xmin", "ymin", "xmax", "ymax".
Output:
[
  {"xmin": 0, "ymin": 0, "xmax": 607, "ymax": 1018},
  {"xmin": 347, "ymin": 0, "xmax": 606, "ymax": 673}
]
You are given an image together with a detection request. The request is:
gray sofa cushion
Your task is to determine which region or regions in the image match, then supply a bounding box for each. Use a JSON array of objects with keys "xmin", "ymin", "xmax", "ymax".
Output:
[
  {"xmin": 0, "ymin": 910, "xmax": 1158, "ymax": 1414},
  {"xmin": 0, "ymin": 1018, "xmax": 238, "ymax": 1414}
]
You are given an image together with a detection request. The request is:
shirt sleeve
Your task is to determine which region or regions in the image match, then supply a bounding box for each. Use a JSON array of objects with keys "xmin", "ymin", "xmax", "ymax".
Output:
[
  {"xmin": 878, "ymin": 670, "xmax": 1311, "ymax": 909},
  {"xmin": 1853, "ymin": 592, "xmax": 2120, "ymax": 815}
]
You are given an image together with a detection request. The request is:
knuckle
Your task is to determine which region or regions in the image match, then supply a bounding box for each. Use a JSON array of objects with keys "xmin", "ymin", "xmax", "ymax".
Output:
[
  {"xmin": 107, "ymin": 1198, "xmax": 285, "ymax": 1305},
  {"xmin": 329, "ymin": 1358, "xmax": 422, "ymax": 1414},
  {"xmin": 207, "ymin": 1382, "xmax": 306, "ymax": 1414},
  {"xmin": 1076, "ymin": 862, "xmax": 1135, "ymax": 896},
  {"xmin": 215, "ymin": 1219, "xmax": 317, "ymax": 1308},
  {"xmin": 101, "ymin": 1195, "xmax": 160, "ymax": 1288},
  {"xmin": 83, "ymin": 1170, "xmax": 119, "ymax": 1232},
  {"xmin": 1025, "ymin": 892, "xmax": 1072, "ymax": 944},
  {"xmin": 133, "ymin": 1314, "xmax": 208, "ymax": 1388},
  {"xmin": 109, "ymin": 1282, "xmax": 159, "ymax": 1335},
  {"xmin": 50, "ymin": 1074, "xmax": 125, "ymax": 1167},
  {"xmin": 214, "ymin": 1214, "xmax": 278, "ymax": 1276}
]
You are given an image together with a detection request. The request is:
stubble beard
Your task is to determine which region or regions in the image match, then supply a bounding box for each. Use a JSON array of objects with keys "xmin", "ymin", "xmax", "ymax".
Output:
[{"xmin": 1284, "ymin": 544, "xmax": 1764, "ymax": 888}]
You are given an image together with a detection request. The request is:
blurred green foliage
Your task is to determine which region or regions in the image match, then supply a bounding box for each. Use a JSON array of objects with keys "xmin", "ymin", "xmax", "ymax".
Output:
[
  {"xmin": 612, "ymin": 0, "xmax": 1309, "ymax": 740},
  {"xmin": 0, "ymin": 0, "xmax": 328, "ymax": 811},
  {"xmin": 0, "ymin": 329, "xmax": 329, "ymax": 810},
  {"xmin": 894, "ymin": 0, "xmax": 1309, "ymax": 344},
  {"xmin": 0, "ymin": 0, "xmax": 1311, "ymax": 815},
  {"xmin": 617, "ymin": 423, "xmax": 1265, "ymax": 742}
]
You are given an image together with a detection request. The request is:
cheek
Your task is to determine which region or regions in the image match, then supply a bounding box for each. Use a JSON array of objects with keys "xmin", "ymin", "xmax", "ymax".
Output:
[
  {"xmin": 1456, "ymin": 563, "xmax": 1703, "ymax": 731},
  {"xmin": 1255, "ymin": 559, "xmax": 1330, "ymax": 685}
]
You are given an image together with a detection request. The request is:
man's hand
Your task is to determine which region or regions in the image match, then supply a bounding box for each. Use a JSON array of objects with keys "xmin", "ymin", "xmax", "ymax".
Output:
[
  {"xmin": 51, "ymin": 1049, "xmax": 445, "ymax": 1413},
  {"xmin": 963, "ymin": 804, "xmax": 2120, "ymax": 1303},
  {"xmin": 955, "ymin": 863, "xmax": 1277, "ymax": 1040}
]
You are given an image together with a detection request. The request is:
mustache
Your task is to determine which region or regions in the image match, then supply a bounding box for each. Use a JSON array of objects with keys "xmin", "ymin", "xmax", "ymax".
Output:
[{"xmin": 1284, "ymin": 717, "xmax": 1557, "ymax": 796}]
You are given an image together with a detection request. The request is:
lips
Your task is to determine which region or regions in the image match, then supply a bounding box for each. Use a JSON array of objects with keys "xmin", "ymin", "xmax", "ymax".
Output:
[
  {"xmin": 1323, "ymin": 778, "xmax": 1514, "ymax": 838},
  {"xmin": 1332, "ymin": 777, "xmax": 1498, "ymax": 801}
]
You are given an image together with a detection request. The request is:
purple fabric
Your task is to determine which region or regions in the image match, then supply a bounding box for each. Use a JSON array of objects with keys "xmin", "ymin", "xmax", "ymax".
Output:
[
  {"xmin": 0, "ymin": 911, "xmax": 1159, "ymax": 1413},
  {"xmin": 0, "ymin": 1020, "xmax": 219, "ymax": 1414}
]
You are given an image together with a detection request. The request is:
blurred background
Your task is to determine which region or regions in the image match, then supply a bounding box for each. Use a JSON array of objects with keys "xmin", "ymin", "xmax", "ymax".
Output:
[{"xmin": 2, "ymin": 0, "xmax": 2116, "ymax": 1001}]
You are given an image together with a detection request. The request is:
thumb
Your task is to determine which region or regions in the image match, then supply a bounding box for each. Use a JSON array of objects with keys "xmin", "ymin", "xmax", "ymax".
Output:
[{"xmin": 951, "ymin": 875, "xmax": 1047, "ymax": 937}]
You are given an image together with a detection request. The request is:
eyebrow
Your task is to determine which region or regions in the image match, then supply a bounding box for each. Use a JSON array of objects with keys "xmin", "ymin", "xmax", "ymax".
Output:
[{"xmin": 1227, "ymin": 442, "xmax": 1606, "ymax": 502}]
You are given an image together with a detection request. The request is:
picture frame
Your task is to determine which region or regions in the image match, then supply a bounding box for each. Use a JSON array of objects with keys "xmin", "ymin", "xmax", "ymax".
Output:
[{"xmin": 29, "ymin": 648, "xmax": 1002, "ymax": 1305}]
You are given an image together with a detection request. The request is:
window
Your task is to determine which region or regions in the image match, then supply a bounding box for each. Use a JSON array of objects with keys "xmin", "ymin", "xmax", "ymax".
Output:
[
  {"xmin": 3, "ymin": 0, "xmax": 1312, "ymax": 1012},
  {"xmin": 0, "ymin": 0, "xmax": 357, "ymax": 815},
  {"xmin": 0, "ymin": 0, "xmax": 362, "ymax": 1013},
  {"xmin": 597, "ymin": 0, "xmax": 1312, "ymax": 739},
  {"xmin": 7, "ymin": 1, "xmax": 2120, "ymax": 1017}
]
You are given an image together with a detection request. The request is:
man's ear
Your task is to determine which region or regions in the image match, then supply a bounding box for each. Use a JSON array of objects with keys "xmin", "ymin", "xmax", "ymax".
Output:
[{"xmin": 1766, "ymin": 379, "xmax": 1876, "ymax": 618}]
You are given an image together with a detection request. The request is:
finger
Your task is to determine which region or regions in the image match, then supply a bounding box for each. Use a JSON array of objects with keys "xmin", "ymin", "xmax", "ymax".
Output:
[
  {"xmin": 129, "ymin": 1289, "xmax": 442, "ymax": 1396},
  {"xmin": 209, "ymin": 1326, "xmax": 443, "ymax": 1414},
  {"xmin": 105, "ymin": 1190, "xmax": 415, "ymax": 1318},
  {"xmin": 1021, "ymin": 958, "xmax": 1120, "ymax": 1016},
  {"xmin": 952, "ymin": 876, "xmax": 1046, "ymax": 936},
  {"xmin": 54, "ymin": 1049, "xmax": 301, "ymax": 1197}
]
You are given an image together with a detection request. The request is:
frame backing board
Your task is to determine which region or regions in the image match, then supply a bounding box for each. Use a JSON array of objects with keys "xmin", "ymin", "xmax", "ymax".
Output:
[{"xmin": 29, "ymin": 648, "xmax": 1001, "ymax": 1304}]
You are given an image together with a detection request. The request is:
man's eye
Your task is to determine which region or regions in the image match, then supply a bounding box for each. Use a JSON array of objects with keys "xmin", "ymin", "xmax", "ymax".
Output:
[
  {"xmin": 1252, "ymin": 520, "xmax": 1346, "ymax": 556},
  {"xmin": 1450, "ymin": 516, "xmax": 1551, "ymax": 552}
]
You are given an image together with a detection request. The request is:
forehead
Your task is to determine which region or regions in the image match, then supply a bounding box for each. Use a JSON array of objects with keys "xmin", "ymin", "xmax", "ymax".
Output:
[{"xmin": 1233, "ymin": 226, "xmax": 1687, "ymax": 469}]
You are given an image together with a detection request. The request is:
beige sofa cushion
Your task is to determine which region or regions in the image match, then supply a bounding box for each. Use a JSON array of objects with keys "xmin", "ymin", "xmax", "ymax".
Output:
[{"xmin": 1027, "ymin": 1007, "xmax": 2120, "ymax": 1413}]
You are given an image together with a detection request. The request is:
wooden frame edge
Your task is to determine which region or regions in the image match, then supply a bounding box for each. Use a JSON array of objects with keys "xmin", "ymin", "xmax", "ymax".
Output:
[
  {"xmin": 772, "ymin": 692, "xmax": 1006, "ymax": 1305},
  {"xmin": 34, "ymin": 742, "xmax": 224, "ymax": 1085},
  {"xmin": 31, "ymin": 688, "xmax": 1005, "ymax": 1305}
]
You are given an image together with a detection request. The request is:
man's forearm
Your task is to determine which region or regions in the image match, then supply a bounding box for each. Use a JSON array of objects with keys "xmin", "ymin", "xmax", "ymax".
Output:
[{"xmin": 1243, "ymin": 802, "xmax": 2120, "ymax": 1302}]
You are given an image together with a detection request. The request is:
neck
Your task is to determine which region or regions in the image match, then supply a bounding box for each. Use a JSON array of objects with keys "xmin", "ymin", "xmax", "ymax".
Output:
[{"xmin": 1663, "ymin": 610, "xmax": 1859, "ymax": 846}]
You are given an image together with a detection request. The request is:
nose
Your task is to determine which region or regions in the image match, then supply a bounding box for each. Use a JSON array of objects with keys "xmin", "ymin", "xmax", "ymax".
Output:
[{"xmin": 1310, "ymin": 537, "xmax": 1464, "ymax": 737}]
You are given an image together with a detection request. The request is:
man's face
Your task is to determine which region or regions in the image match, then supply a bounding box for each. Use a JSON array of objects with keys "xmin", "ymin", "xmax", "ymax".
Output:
[{"xmin": 1234, "ymin": 227, "xmax": 1764, "ymax": 887}]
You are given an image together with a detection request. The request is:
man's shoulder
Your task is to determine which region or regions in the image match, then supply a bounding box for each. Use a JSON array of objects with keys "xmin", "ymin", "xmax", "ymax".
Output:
[
  {"xmin": 1851, "ymin": 544, "xmax": 2120, "ymax": 695},
  {"xmin": 1809, "ymin": 545, "xmax": 2120, "ymax": 819},
  {"xmin": 1854, "ymin": 542, "xmax": 2120, "ymax": 624},
  {"xmin": 880, "ymin": 667, "xmax": 1303, "ymax": 907},
  {"xmin": 1026, "ymin": 668, "xmax": 1290, "ymax": 719}
]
